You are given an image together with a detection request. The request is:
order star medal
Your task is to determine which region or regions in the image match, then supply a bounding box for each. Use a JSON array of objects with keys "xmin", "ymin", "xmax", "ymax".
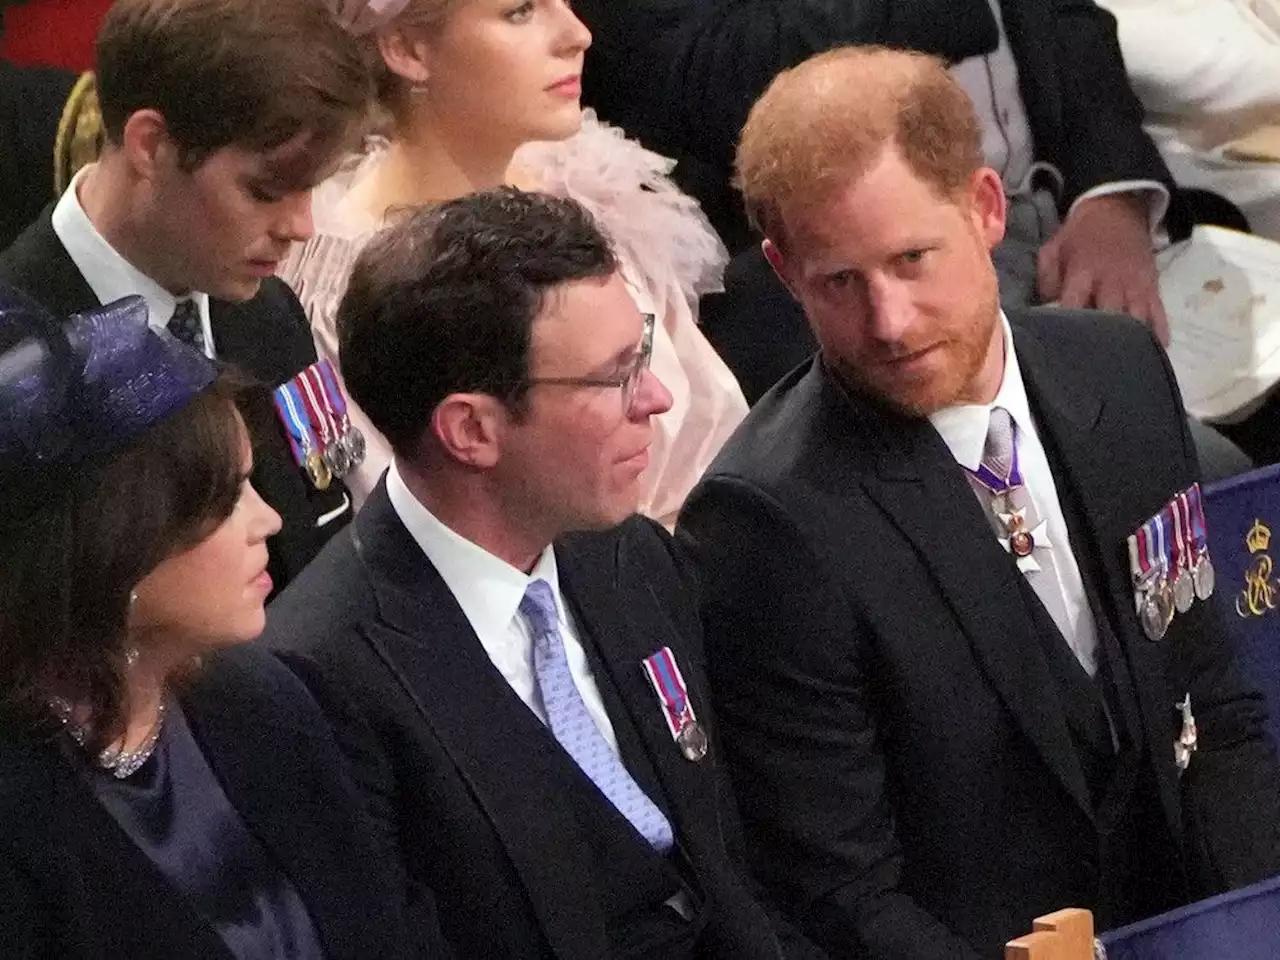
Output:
[{"xmin": 995, "ymin": 503, "xmax": 1051, "ymax": 573}]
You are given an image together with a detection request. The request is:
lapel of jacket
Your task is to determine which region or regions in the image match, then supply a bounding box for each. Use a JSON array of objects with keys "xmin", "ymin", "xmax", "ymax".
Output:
[
  {"xmin": 555, "ymin": 530, "xmax": 720, "ymax": 851},
  {"xmin": 816, "ymin": 360, "xmax": 1096, "ymax": 818},
  {"xmin": 208, "ymin": 297, "xmax": 274, "ymax": 381},
  {"xmin": 349, "ymin": 486, "xmax": 613, "ymax": 960},
  {"xmin": 1011, "ymin": 316, "xmax": 1185, "ymax": 837}
]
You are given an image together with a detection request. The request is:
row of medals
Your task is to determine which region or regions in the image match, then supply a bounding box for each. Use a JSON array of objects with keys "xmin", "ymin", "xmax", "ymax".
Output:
[
  {"xmin": 1136, "ymin": 551, "xmax": 1215, "ymax": 642},
  {"xmin": 305, "ymin": 425, "xmax": 366, "ymax": 491}
]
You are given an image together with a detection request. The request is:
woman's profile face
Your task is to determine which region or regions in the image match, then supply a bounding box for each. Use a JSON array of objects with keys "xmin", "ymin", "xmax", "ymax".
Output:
[
  {"xmin": 411, "ymin": 0, "xmax": 591, "ymax": 148},
  {"xmin": 130, "ymin": 419, "xmax": 281, "ymax": 655}
]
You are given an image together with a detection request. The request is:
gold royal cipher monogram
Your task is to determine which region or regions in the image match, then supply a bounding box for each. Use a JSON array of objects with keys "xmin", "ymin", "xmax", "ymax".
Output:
[{"xmin": 1235, "ymin": 519, "xmax": 1280, "ymax": 619}]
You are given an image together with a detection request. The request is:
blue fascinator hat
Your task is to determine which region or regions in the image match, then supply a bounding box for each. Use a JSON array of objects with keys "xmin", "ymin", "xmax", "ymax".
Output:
[{"xmin": 0, "ymin": 287, "xmax": 217, "ymax": 475}]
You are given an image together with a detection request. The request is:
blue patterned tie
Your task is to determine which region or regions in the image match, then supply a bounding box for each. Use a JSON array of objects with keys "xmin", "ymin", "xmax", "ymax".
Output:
[
  {"xmin": 520, "ymin": 580, "xmax": 674, "ymax": 852},
  {"xmin": 166, "ymin": 298, "xmax": 205, "ymax": 352}
]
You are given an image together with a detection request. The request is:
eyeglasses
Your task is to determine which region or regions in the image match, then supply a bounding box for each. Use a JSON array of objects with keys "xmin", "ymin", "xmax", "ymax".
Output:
[{"xmin": 525, "ymin": 313, "xmax": 656, "ymax": 416}]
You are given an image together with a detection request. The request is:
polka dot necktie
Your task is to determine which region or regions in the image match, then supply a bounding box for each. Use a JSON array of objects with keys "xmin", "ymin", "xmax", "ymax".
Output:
[
  {"xmin": 520, "ymin": 579, "xmax": 674, "ymax": 851},
  {"xmin": 166, "ymin": 298, "xmax": 205, "ymax": 352}
]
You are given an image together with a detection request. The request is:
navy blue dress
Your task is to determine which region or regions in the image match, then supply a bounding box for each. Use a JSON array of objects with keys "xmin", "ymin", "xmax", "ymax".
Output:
[{"xmin": 89, "ymin": 701, "xmax": 327, "ymax": 960}]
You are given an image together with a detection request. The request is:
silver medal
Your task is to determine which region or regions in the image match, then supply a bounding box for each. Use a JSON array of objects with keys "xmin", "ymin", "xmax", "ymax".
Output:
[
  {"xmin": 342, "ymin": 426, "xmax": 367, "ymax": 467},
  {"xmin": 324, "ymin": 439, "xmax": 352, "ymax": 479},
  {"xmin": 676, "ymin": 721, "xmax": 708, "ymax": 762},
  {"xmin": 1140, "ymin": 592, "xmax": 1167, "ymax": 642},
  {"xmin": 1193, "ymin": 554, "xmax": 1215, "ymax": 601},
  {"xmin": 1172, "ymin": 568, "xmax": 1195, "ymax": 614}
]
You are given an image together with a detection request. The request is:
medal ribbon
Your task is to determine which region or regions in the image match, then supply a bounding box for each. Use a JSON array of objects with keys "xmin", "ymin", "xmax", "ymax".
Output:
[
  {"xmin": 272, "ymin": 380, "xmax": 317, "ymax": 467},
  {"xmin": 296, "ymin": 366, "xmax": 336, "ymax": 452},
  {"xmin": 966, "ymin": 435, "xmax": 1024, "ymax": 496},
  {"xmin": 1131, "ymin": 527, "xmax": 1152, "ymax": 586},
  {"xmin": 641, "ymin": 646, "xmax": 697, "ymax": 741},
  {"xmin": 1170, "ymin": 494, "xmax": 1190, "ymax": 574},
  {"xmin": 1151, "ymin": 509, "xmax": 1170, "ymax": 581},
  {"xmin": 316, "ymin": 359, "xmax": 365, "ymax": 466},
  {"xmin": 1187, "ymin": 482, "xmax": 1209, "ymax": 555},
  {"xmin": 1130, "ymin": 518, "xmax": 1164, "ymax": 613},
  {"xmin": 1129, "ymin": 522, "xmax": 1154, "ymax": 584},
  {"xmin": 303, "ymin": 363, "xmax": 345, "ymax": 445},
  {"xmin": 317, "ymin": 360, "xmax": 351, "ymax": 421}
]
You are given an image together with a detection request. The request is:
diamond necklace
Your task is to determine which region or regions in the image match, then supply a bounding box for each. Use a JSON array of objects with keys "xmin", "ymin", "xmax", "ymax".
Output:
[{"xmin": 50, "ymin": 697, "xmax": 168, "ymax": 779}]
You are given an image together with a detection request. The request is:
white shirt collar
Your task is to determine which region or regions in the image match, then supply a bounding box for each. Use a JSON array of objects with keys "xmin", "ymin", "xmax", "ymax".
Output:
[
  {"xmin": 51, "ymin": 165, "xmax": 212, "ymax": 351},
  {"xmin": 385, "ymin": 461, "xmax": 563, "ymax": 637},
  {"xmin": 928, "ymin": 313, "xmax": 1036, "ymax": 470}
]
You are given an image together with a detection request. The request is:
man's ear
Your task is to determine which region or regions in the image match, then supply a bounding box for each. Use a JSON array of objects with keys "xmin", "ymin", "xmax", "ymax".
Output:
[
  {"xmin": 119, "ymin": 109, "xmax": 173, "ymax": 183},
  {"xmin": 429, "ymin": 393, "xmax": 506, "ymax": 470},
  {"xmin": 968, "ymin": 166, "xmax": 1008, "ymax": 250},
  {"xmin": 762, "ymin": 238, "xmax": 801, "ymax": 301}
]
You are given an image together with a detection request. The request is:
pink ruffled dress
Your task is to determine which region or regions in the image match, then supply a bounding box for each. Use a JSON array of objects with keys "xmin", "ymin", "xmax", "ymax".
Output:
[{"xmin": 279, "ymin": 113, "xmax": 746, "ymax": 527}]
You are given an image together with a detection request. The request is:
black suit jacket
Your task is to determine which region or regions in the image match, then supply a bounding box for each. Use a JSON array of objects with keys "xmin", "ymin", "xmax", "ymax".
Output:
[
  {"xmin": 578, "ymin": 0, "xmax": 1171, "ymax": 250},
  {"xmin": 0, "ymin": 644, "xmax": 446, "ymax": 959},
  {"xmin": 262, "ymin": 484, "xmax": 815, "ymax": 960},
  {"xmin": 0, "ymin": 209, "xmax": 352, "ymax": 592},
  {"xmin": 676, "ymin": 308, "xmax": 1280, "ymax": 959}
]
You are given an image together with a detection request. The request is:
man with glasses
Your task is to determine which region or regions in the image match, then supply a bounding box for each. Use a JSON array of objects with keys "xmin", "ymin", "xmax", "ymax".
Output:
[{"xmin": 262, "ymin": 189, "xmax": 819, "ymax": 960}]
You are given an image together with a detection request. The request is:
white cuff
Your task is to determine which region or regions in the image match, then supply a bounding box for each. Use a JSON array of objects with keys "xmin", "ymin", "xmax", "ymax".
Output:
[{"xmin": 1067, "ymin": 180, "xmax": 1170, "ymax": 238}]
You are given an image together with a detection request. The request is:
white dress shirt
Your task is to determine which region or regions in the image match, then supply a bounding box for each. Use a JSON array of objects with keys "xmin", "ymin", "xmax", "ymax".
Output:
[
  {"xmin": 51, "ymin": 166, "xmax": 215, "ymax": 356},
  {"xmin": 385, "ymin": 461, "xmax": 622, "ymax": 753},
  {"xmin": 949, "ymin": 0, "xmax": 1168, "ymax": 231},
  {"xmin": 929, "ymin": 315, "xmax": 1101, "ymax": 675}
]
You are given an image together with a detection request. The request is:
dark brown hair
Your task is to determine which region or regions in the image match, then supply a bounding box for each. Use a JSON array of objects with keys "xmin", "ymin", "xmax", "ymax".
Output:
[
  {"xmin": 97, "ymin": 0, "xmax": 373, "ymax": 170},
  {"xmin": 0, "ymin": 374, "xmax": 245, "ymax": 754},
  {"xmin": 736, "ymin": 46, "xmax": 984, "ymax": 246},
  {"xmin": 338, "ymin": 188, "xmax": 618, "ymax": 459}
]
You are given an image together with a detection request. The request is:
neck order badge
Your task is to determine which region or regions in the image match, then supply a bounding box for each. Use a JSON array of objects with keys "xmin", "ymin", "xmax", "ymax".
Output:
[{"xmin": 966, "ymin": 407, "xmax": 1052, "ymax": 572}]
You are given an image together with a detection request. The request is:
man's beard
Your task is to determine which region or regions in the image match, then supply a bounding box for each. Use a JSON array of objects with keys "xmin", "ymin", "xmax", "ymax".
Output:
[{"xmin": 829, "ymin": 295, "xmax": 1001, "ymax": 418}]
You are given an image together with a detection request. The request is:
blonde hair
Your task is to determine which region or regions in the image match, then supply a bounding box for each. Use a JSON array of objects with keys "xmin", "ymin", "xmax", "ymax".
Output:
[
  {"xmin": 367, "ymin": 0, "xmax": 460, "ymax": 115},
  {"xmin": 735, "ymin": 46, "xmax": 983, "ymax": 245}
]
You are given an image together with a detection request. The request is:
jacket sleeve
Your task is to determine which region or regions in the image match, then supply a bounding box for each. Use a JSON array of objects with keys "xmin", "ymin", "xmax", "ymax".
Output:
[
  {"xmin": 577, "ymin": 0, "xmax": 999, "ymax": 171},
  {"xmin": 1179, "ymin": 578, "xmax": 1280, "ymax": 893},
  {"xmin": 1048, "ymin": 0, "xmax": 1173, "ymax": 203},
  {"xmin": 1141, "ymin": 324, "xmax": 1280, "ymax": 892},
  {"xmin": 630, "ymin": 516, "xmax": 831, "ymax": 960},
  {"xmin": 677, "ymin": 476, "xmax": 984, "ymax": 960}
]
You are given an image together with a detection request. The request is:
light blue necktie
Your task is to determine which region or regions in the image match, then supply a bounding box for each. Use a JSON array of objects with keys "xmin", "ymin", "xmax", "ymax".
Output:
[{"xmin": 520, "ymin": 579, "xmax": 674, "ymax": 852}]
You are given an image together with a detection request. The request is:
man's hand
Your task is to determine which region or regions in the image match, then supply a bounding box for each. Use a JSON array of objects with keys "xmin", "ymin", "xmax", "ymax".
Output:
[{"xmin": 1036, "ymin": 192, "xmax": 1170, "ymax": 345}]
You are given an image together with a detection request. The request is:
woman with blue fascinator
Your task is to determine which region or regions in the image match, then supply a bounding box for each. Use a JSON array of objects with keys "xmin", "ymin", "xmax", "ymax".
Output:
[{"xmin": 0, "ymin": 289, "xmax": 448, "ymax": 959}]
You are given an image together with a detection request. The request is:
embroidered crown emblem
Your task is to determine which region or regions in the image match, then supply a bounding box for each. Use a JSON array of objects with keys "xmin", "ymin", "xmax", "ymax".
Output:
[{"xmin": 1247, "ymin": 518, "xmax": 1272, "ymax": 554}]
